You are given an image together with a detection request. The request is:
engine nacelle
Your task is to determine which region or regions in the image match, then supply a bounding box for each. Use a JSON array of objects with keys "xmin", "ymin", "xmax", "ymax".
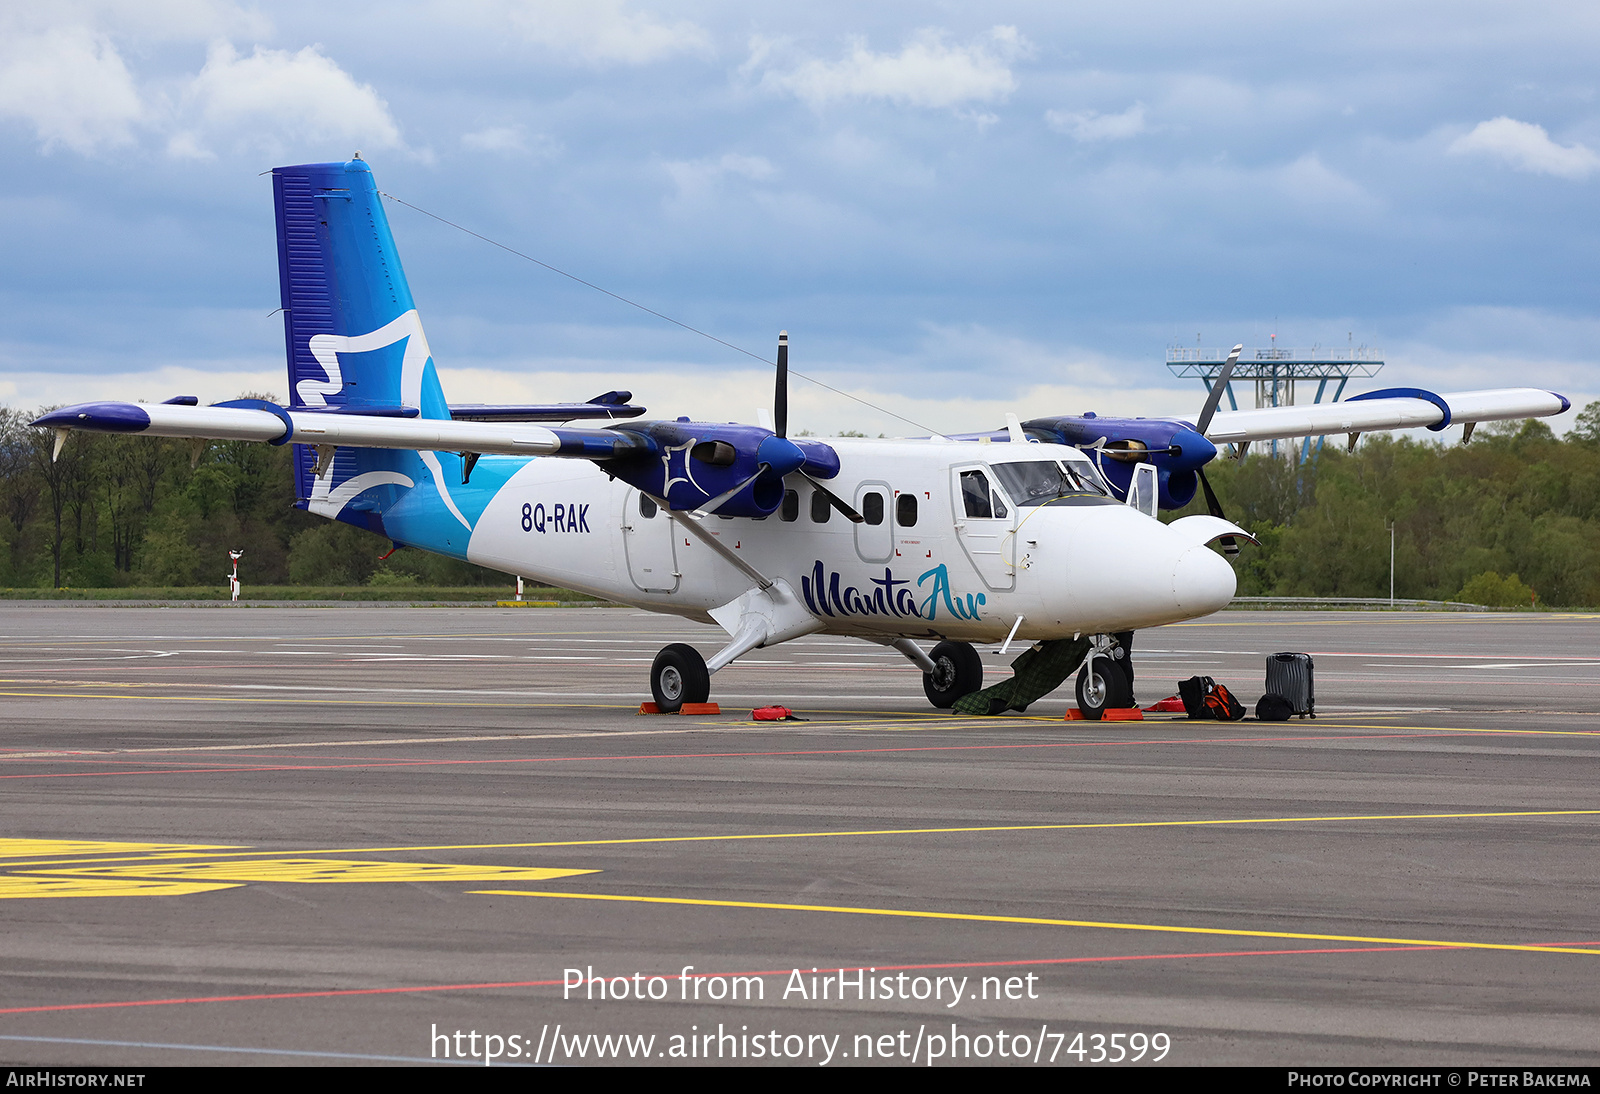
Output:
[
  {"xmin": 1023, "ymin": 415, "xmax": 1218, "ymax": 510},
  {"xmin": 606, "ymin": 422, "xmax": 827, "ymax": 518}
]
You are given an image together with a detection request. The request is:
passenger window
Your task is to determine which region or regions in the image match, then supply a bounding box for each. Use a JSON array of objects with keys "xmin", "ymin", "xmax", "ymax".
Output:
[
  {"xmin": 862, "ymin": 492, "xmax": 884, "ymax": 525},
  {"xmin": 960, "ymin": 470, "xmax": 993, "ymax": 518},
  {"xmin": 781, "ymin": 489, "xmax": 799, "ymax": 522},
  {"xmin": 896, "ymin": 493, "xmax": 918, "ymax": 527},
  {"xmin": 639, "ymin": 493, "xmax": 657, "ymax": 519},
  {"xmin": 810, "ymin": 489, "xmax": 831, "ymax": 523}
]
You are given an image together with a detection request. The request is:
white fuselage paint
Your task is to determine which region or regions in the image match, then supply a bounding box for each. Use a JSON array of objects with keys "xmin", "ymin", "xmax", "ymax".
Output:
[{"xmin": 464, "ymin": 439, "xmax": 1237, "ymax": 644}]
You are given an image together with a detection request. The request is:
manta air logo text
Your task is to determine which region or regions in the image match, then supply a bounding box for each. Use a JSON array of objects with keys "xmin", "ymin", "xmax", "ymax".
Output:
[{"xmin": 801, "ymin": 561, "xmax": 987, "ymax": 622}]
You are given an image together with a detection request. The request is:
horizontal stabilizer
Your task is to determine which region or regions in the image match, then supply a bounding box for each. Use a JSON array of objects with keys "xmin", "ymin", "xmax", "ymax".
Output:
[
  {"xmin": 449, "ymin": 391, "xmax": 646, "ymax": 422},
  {"xmin": 1204, "ymin": 388, "xmax": 1569, "ymax": 444}
]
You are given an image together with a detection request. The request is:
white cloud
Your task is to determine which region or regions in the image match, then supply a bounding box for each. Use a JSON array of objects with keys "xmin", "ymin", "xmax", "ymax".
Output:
[
  {"xmin": 419, "ymin": 362, "xmax": 1201, "ymax": 439},
  {"xmin": 663, "ymin": 152, "xmax": 777, "ymax": 199},
  {"xmin": 1274, "ymin": 153, "xmax": 1376, "ymax": 209},
  {"xmin": 0, "ymin": 1, "xmax": 275, "ymax": 154},
  {"xmin": 1, "ymin": 1, "xmax": 266, "ymax": 42},
  {"xmin": 460, "ymin": 125, "xmax": 561, "ymax": 158},
  {"xmin": 0, "ymin": 363, "xmax": 285, "ymax": 412},
  {"xmin": 0, "ymin": 6, "xmax": 401, "ymax": 161},
  {"xmin": 0, "ymin": 26, "xmax": 144, "ymax": 153},
  {"xmin": 462, "ymin": 126, "xmax": 527, "ymax": 153},
  {"xmin": 755, "ymin": 26, "xmax": 1029, "ymax": 110},
  {"xmin": 1045, "ymin": 102, "xmax": 1147, "ymax": 142},
  {"xmin": 497, "ymin": 0, "xmax": 710, "ymax": 65},
  {"xmin": 169, "ymin": 41, "xmax": 403, "ymax": 159},
  {"xmin": 1448, "ymin": 116, "xmax": 1600, "ymax": 179},
  {"xmin": 662, "ymin": 153, "xmax": 780, "ymax": 209}
]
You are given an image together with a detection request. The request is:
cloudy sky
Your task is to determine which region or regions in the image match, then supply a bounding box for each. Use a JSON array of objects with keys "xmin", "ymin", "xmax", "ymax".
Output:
[{"xmin": 1, "ymin": 0, "xmax": 1596, "ymax": 434}]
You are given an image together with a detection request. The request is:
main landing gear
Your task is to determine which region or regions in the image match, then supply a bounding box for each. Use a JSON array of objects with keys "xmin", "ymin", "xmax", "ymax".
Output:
[
  {"xmin": 650, "ymin": 643, "xmax": 710, "ymax": 713},
  {"xmin": 922, "ymin": 640, "xmax": 984, "ymax": 708}
]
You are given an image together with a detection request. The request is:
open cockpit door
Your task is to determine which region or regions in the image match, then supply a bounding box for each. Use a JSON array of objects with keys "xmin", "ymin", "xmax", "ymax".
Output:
[
  {"xmin": 1126, "ymin": 462, "xmax": 1159, "ymax": 519},
  {"xmin": 951, "ymin": 465, "xmax": 1017, "ymax": 591}
]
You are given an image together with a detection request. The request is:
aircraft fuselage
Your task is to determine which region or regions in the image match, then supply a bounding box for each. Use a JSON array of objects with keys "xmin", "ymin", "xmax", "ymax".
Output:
[{"xmin": 458, "ymin": 438, "xmax": 1237, "ymax": 642}]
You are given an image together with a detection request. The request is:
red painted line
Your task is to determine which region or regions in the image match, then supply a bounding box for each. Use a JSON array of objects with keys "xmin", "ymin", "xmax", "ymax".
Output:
[
  {"xmin": 0, "ymin": 980, "xmax": 563, "ymax": 1015},
  {"xmin": 8, "ymin": 939, "xmax": 1594, "ymax": 1017},
  {"xmin": 0, "ymin": 731, "xmax": 1481, "ymax": 781}
]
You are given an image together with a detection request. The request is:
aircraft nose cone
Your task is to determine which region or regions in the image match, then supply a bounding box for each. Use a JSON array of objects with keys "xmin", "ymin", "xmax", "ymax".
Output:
[{"xmin": 1172, "ymin": 544, "xmax": 1236, "ymax": 616}]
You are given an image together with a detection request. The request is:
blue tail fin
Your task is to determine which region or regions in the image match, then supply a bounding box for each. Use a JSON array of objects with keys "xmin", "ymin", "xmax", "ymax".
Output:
[{"xmin": 273, "ymin": 158, "xmax": 455, "ymax": 533}]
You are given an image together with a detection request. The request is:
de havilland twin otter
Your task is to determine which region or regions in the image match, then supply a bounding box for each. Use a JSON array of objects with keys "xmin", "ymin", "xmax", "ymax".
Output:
[{"xmin": 36, "ymin": 159, "xmax": 1570, "ymax": 716}]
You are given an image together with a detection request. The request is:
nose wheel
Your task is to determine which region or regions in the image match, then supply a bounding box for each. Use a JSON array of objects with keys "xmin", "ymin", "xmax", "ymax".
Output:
[
  {"xmin": 1075, "ymin": 661, "xmax": 1133, "ymax": 720},
  {"xmin": 651, "ymin": 643, "xmax": 710, "ymax": 713}
]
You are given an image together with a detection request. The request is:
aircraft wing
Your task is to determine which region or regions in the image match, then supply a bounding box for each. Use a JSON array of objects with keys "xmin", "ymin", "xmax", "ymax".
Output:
[
  {"xmin": 34, "ymin": 400, "xmax": 652, "ymax": 458},
  {"xmin": 34, "ymin": 399, "xmax": 840, "ymax": 520},
  {"xmin": 1203, "ymin": 387, "xmax": 1569, "ymax": 445}
]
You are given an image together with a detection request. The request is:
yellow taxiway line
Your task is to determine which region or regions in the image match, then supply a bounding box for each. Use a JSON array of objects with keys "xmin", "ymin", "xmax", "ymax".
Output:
[
  {"xmin": 472, "ymin": 889, "xmax": 1600, "ymax": 957},
  {"xmin": 3, "ymin": 808, "xmax": 1593, "ymax": 867}
]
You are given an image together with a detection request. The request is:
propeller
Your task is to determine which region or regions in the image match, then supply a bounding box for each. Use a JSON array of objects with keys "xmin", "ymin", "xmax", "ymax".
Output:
[
  {"xmin": 1195, "ymin": 343, "xmax": 1243, "ymax": 437},
  {"xmin": 1195, "ymin": 343, "xmax": 1243, "ymax": 558},
  {"xmin": 802, "ymin": 471, "xmax": 865, "ymax": 524},
  {"xmin": 775, "ymin": 331, "xmax": 788, "ymax": 441},
  {"xmin": 773, "ymin": 331, "xmax": 864, "ymax": 524}
]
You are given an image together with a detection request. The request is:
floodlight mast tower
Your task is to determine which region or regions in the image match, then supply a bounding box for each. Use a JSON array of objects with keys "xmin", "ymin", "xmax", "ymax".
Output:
[{"xmin": 1167, "ymin": 341, "xmax": 1385, "ymax": 459}]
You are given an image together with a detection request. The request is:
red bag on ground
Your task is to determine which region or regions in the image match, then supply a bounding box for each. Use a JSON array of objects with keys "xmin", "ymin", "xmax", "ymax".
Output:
[{"xmin": 752, "ymin": 706, "xmax": 806, "ymax": 721}]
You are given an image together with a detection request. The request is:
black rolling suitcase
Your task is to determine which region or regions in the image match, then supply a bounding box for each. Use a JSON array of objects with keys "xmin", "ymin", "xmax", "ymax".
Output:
[{"xmin": 1265, "ymin": 653, "xmax": 1315, "ymax": 718}]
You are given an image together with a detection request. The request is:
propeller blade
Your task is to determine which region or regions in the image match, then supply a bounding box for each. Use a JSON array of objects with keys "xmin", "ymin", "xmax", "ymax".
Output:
[
  {"xmin": 775, "ymin": 330, "xmax": 788, "ymax": 439},
  {"xmin": 1195, "ymin": 343, "xmax": 1243, "ymax": 437},
  {"xmin": 1196, "ymin": 468, "xmax": 1240, "ymax": 558},
  {"xmin": 797, "ymin": 470, "xmax": 865, "ymax": 523}
]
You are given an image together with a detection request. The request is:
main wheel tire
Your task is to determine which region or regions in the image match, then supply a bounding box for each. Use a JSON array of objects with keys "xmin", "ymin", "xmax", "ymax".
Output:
[
  {"xmin": 1075, "ymin": 661, "xmax": 1133, "ymax": 720},
  {"xmin": 651, "ymin": 643, "xmax": 709, "ymax": 713},
  {"xmin": 923, "ymin": 640, "xmax": 983, "ymax": 708}
]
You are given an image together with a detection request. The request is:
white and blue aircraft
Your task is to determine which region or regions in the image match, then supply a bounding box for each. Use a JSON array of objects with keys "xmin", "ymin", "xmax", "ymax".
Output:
[{"xmin": 35, "ymin": 159, "xmax": 1571, "ymax": 716}]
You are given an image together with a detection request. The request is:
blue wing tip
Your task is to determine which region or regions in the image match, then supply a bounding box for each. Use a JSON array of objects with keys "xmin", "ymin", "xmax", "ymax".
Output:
[{"xmin": 32, "ymin": 402, "xmax": 151, "ymax": 433}]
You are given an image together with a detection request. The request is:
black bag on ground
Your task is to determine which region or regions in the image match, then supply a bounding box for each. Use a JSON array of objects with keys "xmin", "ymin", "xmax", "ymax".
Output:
[
  {"xmin": 1178, "ymin": 675, "xmax": 1213, "ymax": 719},
  {"xmin": 1265, "ymin": 653, "xmax": 1315, "ymax": 718},
  {"xmin": 1256, "ymin": 693, "xmax": 1294, "ymax": 721},
  {"xmin": 1179, "ymin": 675, "xmax": 1247, "ymax": 721}
]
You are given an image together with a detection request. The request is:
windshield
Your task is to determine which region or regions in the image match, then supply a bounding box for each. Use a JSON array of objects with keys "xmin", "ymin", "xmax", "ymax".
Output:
[{"xmin": 991, "ymin": 459, "xmax": 1111, "ymax": 506}]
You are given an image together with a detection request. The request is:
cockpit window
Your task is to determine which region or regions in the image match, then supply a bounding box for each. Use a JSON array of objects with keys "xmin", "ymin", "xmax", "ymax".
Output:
[
  {"xmin": 990, "ymin": 460, "xmax": 1111, "ymax": 506},
  {"xmin": 959, "ymin": 469, "xmax": 1008, "ymax": 519}
]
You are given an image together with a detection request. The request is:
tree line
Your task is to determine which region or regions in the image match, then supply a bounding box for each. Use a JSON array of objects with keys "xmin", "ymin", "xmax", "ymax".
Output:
[
  {"xmin": 0, "ymin": 405, "xmax": 502, "ymax": 590},
  {"xmin": 4, "ymin": 402, "xmax": 1599, "ymax": 604}
]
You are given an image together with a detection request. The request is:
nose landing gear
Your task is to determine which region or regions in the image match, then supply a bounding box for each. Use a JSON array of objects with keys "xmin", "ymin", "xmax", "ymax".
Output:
[
  {"xmin": 650, "ymin": 643, "xmax": 710, "ymax": 713},
  {"xmin": 1074, "ymin": 661, "xmax": 1133, "ymax": 719},
  {"xmin": 1074, "ymin": 631, "xmax": 1136, "ymax": 719}
]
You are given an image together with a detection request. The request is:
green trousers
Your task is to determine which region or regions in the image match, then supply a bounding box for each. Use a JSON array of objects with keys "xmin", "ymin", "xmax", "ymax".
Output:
[{"xmin": 951, "ymin": 637, "xmax": 1090, "ymax": 715}]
